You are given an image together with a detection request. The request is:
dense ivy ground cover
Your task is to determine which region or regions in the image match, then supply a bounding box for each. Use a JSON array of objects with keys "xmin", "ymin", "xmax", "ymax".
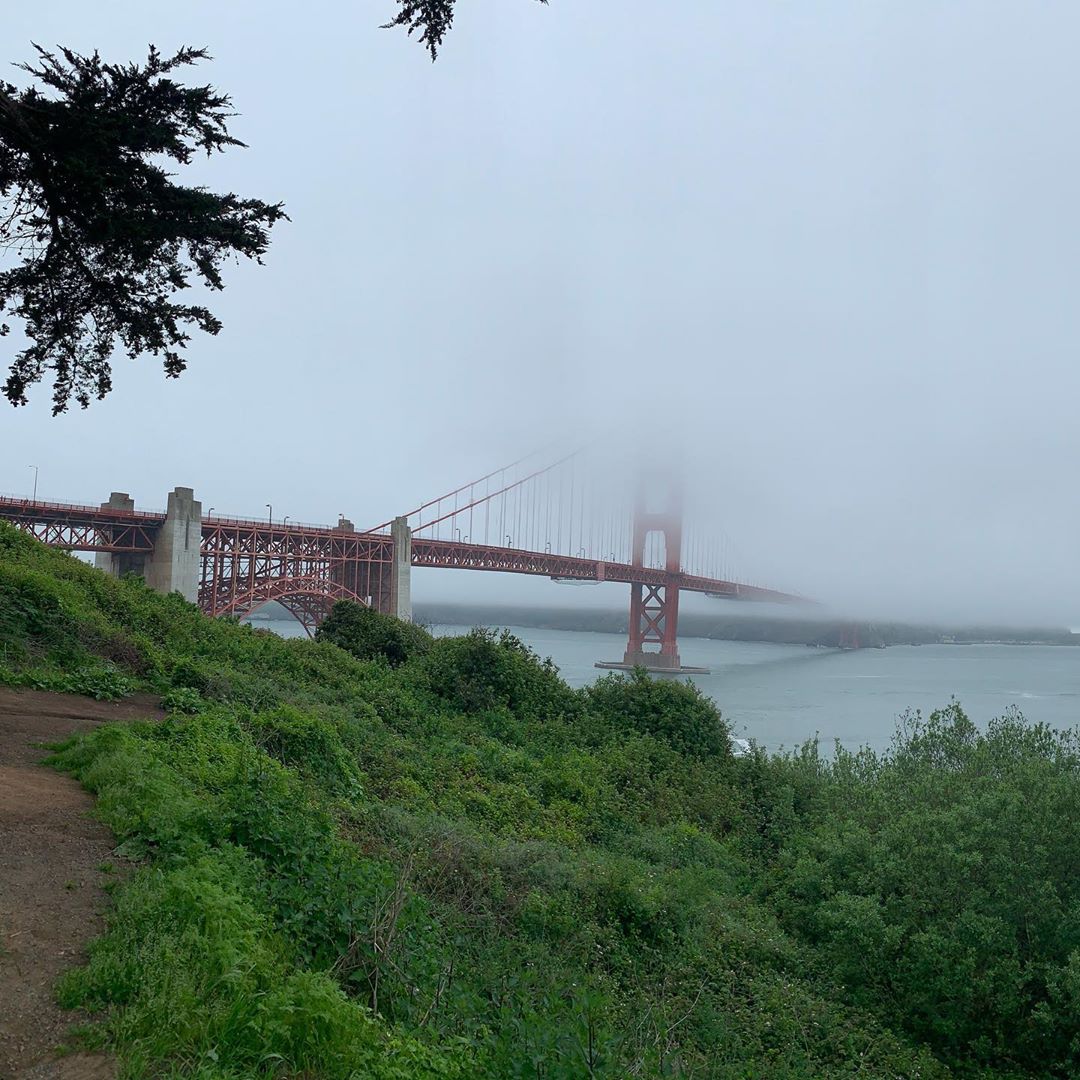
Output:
[{"xmin": 2, "ymin": 521, "xmax": 1078, "ymax": 1078}]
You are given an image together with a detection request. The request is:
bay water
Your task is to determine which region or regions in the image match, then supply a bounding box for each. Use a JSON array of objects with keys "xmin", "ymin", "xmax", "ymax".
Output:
[{"xmin": 257, "ymin": 616, "xmax": 1079, "ymax": 754}]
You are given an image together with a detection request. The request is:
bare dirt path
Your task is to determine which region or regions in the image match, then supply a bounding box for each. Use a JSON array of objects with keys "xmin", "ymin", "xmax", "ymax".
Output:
[{"xmin": 0, "ymin": 688, "xmax": 161, "ymax": 1080}]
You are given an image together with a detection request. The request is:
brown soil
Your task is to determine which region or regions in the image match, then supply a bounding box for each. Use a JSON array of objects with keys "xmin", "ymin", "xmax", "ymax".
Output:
[{"xmin": 0, "ymin": 688, "xmax": 162, "ymax": 1080}]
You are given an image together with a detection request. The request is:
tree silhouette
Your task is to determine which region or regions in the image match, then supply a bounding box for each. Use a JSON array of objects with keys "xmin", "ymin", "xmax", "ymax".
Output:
[
  {"xmin": 0, "ymin": 46, "xmax": 285, "ymax": 413},
  {"xmin": 385, "ymin": 0, "xmax": 548, "ymax": 60}
]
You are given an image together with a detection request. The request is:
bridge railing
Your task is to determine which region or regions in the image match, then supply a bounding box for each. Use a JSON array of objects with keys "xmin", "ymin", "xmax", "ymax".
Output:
[
  {"xmin": 0, "ymin": 496, "xmax": 368, "ymax": 535},
  {"xmin": 0, "ymin": 494, "xmax": 166, "ymax": 520},
  {"xmin": 202, "ymin": 513, "xmax": 370, "ymax": 534}
]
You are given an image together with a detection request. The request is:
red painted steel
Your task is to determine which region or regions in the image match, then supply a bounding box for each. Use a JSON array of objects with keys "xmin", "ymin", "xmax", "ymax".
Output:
[
  {"xmin": 0, "ymin": 497, "xmax": 162, "ymax": 553},
  {"xmin": 198, "ymin": 520, "xmax": 395, "ymax": 632},
  {"xmin": 624, "ymin": 481, "xmax": 684, "ymax": 668},
  {"xmin": 0, "ymin": 487, "xmax": 804, "ymax": 643},
  {"xmin": 410, "ymin": 538, "xmax": 800, "ymax": 601},
  {"xmin": 0, "ymin": 497, "xmax": 395, "ymax": 636}
]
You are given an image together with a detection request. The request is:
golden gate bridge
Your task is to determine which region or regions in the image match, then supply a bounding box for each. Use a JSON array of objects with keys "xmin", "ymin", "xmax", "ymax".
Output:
[{"xmin": 0, "ymin": 448, "xmax": 805, "ymax": 673}]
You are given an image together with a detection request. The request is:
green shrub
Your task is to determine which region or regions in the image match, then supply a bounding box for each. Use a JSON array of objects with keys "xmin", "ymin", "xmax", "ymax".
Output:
[
  {"xmin": 58, "ymin": 854, "xmax": 467, "ymax": 1079},
  {"xmin": 583, "ymin": 669, "xmax": 731, "ymax": 759},
  {"xmin": 161, "ymin": 686, "xmax": 205, "ymax": 714},
  {"xmin": 316, "ymin": 600, "xmax": 433, "ymax": 668},
  {"xmin": 771, "ymin": 703, "xmax": 1080, "ymax": 1075},
  {"xmin": 422, "ymin": 628, "xmax": 578, "ymax": 722},
  {"xmin": 245, "ymin": 704, "xmax": 361, "ymax": 795},
  {"xmin": 7, "ymin": 661, "xmax": 135, "ymax": 700},
  {"xmin": 0, "ymin": 565, "xmax": 69, "ymax": 641}
]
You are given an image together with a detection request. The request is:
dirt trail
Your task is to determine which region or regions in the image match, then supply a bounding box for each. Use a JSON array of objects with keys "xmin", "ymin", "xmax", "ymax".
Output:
[{"xmin": 0, "ymin": 688, "xmax": 161, "ymax": 1080}]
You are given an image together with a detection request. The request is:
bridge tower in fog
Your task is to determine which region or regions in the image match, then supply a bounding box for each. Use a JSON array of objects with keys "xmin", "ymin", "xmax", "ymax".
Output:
[
  {"xmin": 594, "ymin": 471, "xmax": 708, "ymax": 674},
  {"xmin": 624, "ymin": 477, "xmax": 684, "ymax": 669}
]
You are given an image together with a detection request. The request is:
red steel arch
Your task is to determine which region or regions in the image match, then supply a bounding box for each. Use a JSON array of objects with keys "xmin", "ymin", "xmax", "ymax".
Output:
[
  {"xmin": 198, "ymin": 518, "xmax": 396, "ymax": 633},
  {"xmin": 205, "ymin": 576, "xmax": 369, "ymax": 636}
]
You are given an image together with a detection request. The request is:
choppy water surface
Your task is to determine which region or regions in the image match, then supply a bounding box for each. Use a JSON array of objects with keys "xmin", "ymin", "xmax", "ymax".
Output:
[{"xmin": 257, "ymin": 617, "xmax": 1079, "ymax": 754}]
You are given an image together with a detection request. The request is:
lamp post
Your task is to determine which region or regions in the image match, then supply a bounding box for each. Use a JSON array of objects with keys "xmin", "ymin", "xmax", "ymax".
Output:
[
  {"xmin": 505, "ymin": 534, "xmax": 512, "ymax": 548},
  {"xmin": 266, "ymin": 503, "xmax": 273, "ymax": 528},
  {"xmin": 28, "ymin": 464, "xmax": 38, "ymax": 502}
]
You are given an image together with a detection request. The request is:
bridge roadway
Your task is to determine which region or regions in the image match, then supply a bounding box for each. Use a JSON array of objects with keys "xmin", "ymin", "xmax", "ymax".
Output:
[
  {"xmin": 0, "ymin": 494, "xmax": 798, "ymax": 625},
  {"xmin": 411, "ymin": 536, "xmax": 792, "ymax": 601}
]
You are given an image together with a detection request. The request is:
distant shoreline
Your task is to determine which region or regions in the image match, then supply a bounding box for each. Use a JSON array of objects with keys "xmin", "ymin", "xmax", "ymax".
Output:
[{"xmin": 246, "ymin": 601, "xmax": 1079, "ymax": 648}]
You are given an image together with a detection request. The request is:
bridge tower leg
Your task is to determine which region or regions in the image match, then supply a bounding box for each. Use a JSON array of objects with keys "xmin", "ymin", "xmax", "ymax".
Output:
[
  {"xmin": 144, "ymin": 487, "xmax": 202, "ymax": 603},
  {"xmin": 622, "ymin": 483, "xmax": 684, "ymax": 671},
  {"xmin": 95, "ymin": 492, "xmax": 147, "ymax": 579},
  {"xmin": 390, "ymin": 515, "xmax": 412, "ymax": 621}
]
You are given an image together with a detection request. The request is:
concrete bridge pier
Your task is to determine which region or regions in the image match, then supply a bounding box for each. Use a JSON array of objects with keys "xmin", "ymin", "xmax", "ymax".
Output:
[
  {"xmin": 94, "ymin": 487, "xmax": 200, "ymax": 603},
  {"xmin": 390, "ymin": 515, "xmax": 412, "ymax": 621},
  {"xmin": 94, "ymin": 493, "xmax": 147, "ymax": 579},
  {"xmin": 144, "ymin": 487, "xmax": 202, "ymax": 603}
]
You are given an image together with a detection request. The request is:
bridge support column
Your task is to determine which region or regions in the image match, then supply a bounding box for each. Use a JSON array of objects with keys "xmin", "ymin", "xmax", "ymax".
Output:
[
  {"xmin": 95, "ymin": 493, "xmax": 147, "ymax": 579},
  {"xmin": 624, "ymin": 578, "xmax": 683, "ymax": 670},
  {"xmin": 623, "ymin": 480, "xmax": 684, "ymax": 670},
  {"xmin": 597, "ymin": 474, "xmax": 708, "ymax": 675},
  {"xmin": 391, "ymin": 515, "xmax": 412, "ymax": 621},
  {"xmin": 145, "ymin": 487, "xmax": 201, "ymax": 603}
]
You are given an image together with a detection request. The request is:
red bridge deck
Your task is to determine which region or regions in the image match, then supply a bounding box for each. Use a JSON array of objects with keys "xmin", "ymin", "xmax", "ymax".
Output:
[{"xmin": 0, "ymin": 494, "xmax": 804, "ymax": 650}]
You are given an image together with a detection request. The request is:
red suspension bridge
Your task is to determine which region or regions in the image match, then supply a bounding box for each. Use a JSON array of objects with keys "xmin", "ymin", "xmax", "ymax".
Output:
[{"xmin": 0, "ymin": 450, "xmax": 805, "ymax": 672}]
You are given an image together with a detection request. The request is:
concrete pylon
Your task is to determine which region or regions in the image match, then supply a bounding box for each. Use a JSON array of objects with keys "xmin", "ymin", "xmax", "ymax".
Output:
[
  {"xmin": 390, "ymin": 515, "xmax": 412, "ymax": 621},
  {"xmin": 95, "ymin": 493, "xmax": 147, "ymax": 579},
  {"xmin": 145, "ymin": 487, "xmax": 202, "ymax": 603}
]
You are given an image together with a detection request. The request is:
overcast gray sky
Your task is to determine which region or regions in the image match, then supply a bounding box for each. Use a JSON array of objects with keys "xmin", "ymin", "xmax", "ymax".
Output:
[{"xmin": 2, "ymin": 1, "xmax": 1078, "ymax": 625}]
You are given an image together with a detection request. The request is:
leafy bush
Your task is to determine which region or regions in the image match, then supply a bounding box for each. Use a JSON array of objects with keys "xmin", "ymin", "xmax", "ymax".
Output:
[
  {"xmin": 316, "ymin": 600, "xmax": 433, "ymax": 668},
  {"xmin": 161, "ymin": 686, "xmax": 205, "ymax": 714},
  {"xmin": 245, "ymin": 704, "xmax": 362, "ymax": 795},
  {"xmin": 2, "ymin": 660, "xmax": 135, "ymax": 700},
  {"xmin": 771, "ymin": 703, "xmax": 1080, "ymax": 1076},
  {"xmin": 58, "ymin": 854, "xmax": 466, "ymax": 1079},
  {"xmin": 422, "ymin": 628, "xmax": 578, "ymax": 722},
  {"xmin": 583, "ymin": 669, "xmax": 732, "ymax": 758}
]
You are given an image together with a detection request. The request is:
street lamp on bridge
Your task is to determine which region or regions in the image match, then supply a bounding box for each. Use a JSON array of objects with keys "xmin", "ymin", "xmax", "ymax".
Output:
[
  {"xmin": 28, "ymin": 464, "xmax": 38, "ymax": 502},
  {"xmin": 266, "ymin": 503, "xmax": 272, "ymax": 528}
]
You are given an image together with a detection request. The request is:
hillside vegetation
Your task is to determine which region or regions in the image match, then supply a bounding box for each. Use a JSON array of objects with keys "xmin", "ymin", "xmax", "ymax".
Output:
[{"xmin": 1, "ymin": 521, "xmax": 1078, "ymax": 1078}]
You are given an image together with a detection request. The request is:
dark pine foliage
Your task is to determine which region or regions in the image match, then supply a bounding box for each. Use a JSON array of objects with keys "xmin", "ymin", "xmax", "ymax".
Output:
[
  {"xmin": 384, "ymin": 0, "xmax": 548, "ymax": 60},
  {"xmin": 0, "ymin": 45, "xmax": 285, "ymax": 413}
]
